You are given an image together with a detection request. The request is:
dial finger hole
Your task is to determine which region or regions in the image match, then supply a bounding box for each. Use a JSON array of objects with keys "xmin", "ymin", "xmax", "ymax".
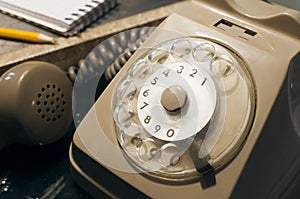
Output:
[
  {"xmin": 131, "ymin": 133, "xmax": 143, "ymax": 147},
  {"xmin": 119, "ymin": 123, "xmax": 152, "ymax": 158},
  {"xmin": 148, "ymin": 48, "xmax": 169, "ymax": 64},
  {"xmin": 113, "ymin": 103, "xmax": 133, "ymax": 128},
  {"xmin": 211, "ymin": 55, "xmax": 235, "ymax": 77},
  {"xmin": 120, "ymin": 123, "xmax": 151, "ymax": 146},
  {"xmin": 170, "ymin": 39, "xmax": 192, "ymax": 58},
  {"xmin": 118, "ymin": 80, "xmax": 137, "ymax": 101},
  {"xmin": 159, "ymin": 143, "xmax": 181, "ymax": 168},
  {"xmin": 136, "ymin": 138, "xmax": 160, "ymax": 162},
  {"xmin": 130, "ymin": 60, "xmax": 152, "ymax": 83},
  {"xmin": 211, "ymin": 55, "xmax": 239, "ymax": 93},
  {"xmin": 192, "ymin": 43, "xmax": 215, "ymax": 62}
]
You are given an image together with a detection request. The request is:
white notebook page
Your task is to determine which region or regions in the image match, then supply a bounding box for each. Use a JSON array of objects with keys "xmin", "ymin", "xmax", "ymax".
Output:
[{"xmin": 0, "ymin": 0, "xmax": 104, "ymax": 24}]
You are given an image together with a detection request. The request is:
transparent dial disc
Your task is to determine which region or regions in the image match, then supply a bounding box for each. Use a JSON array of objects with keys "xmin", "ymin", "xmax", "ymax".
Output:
[{"xmin": 112, "ymin": 37, "xmax": 255, "ymax": 182}]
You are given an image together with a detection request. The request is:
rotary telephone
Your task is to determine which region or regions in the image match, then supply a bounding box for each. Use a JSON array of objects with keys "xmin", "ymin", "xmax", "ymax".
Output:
[{"xmin": 70, "ymin": 0, "xmax": 300, "ymax": 198}]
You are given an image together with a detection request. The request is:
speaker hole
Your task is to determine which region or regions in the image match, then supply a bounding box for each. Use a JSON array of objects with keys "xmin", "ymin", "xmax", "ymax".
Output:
[
  {"xmin": 56, "ymin": 105, "xmax": 60, "ymax": 109},
  {"xmin": 42, "ymin": 115, "xmax": 46, "ymax": 119},
  {"xmin": 50, "ymin": 101, "xmax": 54, "ymax": 105},
  {"xmin": 56, "ymin": 98, "xmax": 60, "ymax": 102},
  {"xmin": 41, "ymin": 87, "xmax": 45, "ymax": 92},
  {"xmin": 61, "ymin": 94, "xmax": 64, "ymax": 98},
  {"xmin": 62, "ymin": 101, "xmax": 66, "ymax": 105},
  {"xmin": 46, "ymin": 94, "xmax": 50, "ymax": 99},
  {"xmin": 44, "ymin": 101, "xmax": 48, "ymax": 105},
  {"xmin": 47, "ymin": 118, "xmax": 51, "ymax": 122},
  {"xmin": 38, "ymin": 93, "xmax": 42, "ymax": 98},
  {"xmin": 53, "ymin": 118, "xmax": 56, "ymax": 122},
  {"xmin": 38, "ymin": 109, "xmax": 42, "ymax": 113},
  {"xmin": 52, "ymin": 110, "xmax": 55, "ymax": 113},
  {"xmin": 58, "ymin": 88, "xmax": 61, "ymax": 92},
  {"xmin": 46, "ymin": 108, "xmax": 50, "ymax": 112},
  {"xmin": 36, "ymin": 101, "xmax": 41, "ymax": 105},
  {"xmin": 61, "ymin": 109, "xmax": 65, "ymax": 113},
  {"xmin": 58, "ymin": 114, "xmax": 61, "ymax": 118},
  {"xmin": 52, "ymin": 93, "xmax": 55, "ymax": 97},
  {"xmin": 47, "ymin": 84, "xmax": 50, "ymax": 88},
  {"xmin": 53, "ymin": 85, "xmax": 56, "ymax": 89}
]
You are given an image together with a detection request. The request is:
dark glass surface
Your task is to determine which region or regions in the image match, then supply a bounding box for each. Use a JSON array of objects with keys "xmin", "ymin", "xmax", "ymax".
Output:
[{"xmin": 0, "ymin": 128, "xmax": 93, "ymax": 199}]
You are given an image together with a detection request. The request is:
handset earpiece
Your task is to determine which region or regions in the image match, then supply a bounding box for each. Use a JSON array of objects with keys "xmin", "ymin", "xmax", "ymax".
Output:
[{"xmin": 0, "ymin": 61, "xmax": 73, "ymax": 150}]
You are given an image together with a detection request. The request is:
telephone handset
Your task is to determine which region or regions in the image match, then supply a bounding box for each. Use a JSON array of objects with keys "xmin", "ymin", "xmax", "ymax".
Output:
[
  {"xmin": 70, "ymin": 0, "xmax": 300, "ymax": 198},
  {"xmin": 0, "ymin": 61, "xmax": 72, "ymax": 150}
]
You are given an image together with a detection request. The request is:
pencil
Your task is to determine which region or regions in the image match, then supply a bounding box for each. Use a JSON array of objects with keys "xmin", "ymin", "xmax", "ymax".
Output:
[{"xmin": 0, "ymin": 27, "xmax": 56, "ymax": 44}]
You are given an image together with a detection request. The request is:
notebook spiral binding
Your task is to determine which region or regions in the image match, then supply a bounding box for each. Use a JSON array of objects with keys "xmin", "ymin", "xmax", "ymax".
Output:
[
  {"xmin": 63, "ymin": 0, "xmax": 119, "ymax": 36},
  {"xmin": 0, "ymin": 0, "xmax": 118, "ymax": 36}
]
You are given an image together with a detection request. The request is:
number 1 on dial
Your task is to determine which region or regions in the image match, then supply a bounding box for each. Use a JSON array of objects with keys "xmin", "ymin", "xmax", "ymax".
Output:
[{"xmin": 201, "ymin": 77, "xmax": 207, "ymax": 86}]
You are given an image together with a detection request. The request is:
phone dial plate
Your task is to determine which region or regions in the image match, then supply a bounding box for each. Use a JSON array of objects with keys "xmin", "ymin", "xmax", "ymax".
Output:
[{"xmin": 112, "ymin": 36, "xmax": 255, "ymax": 182}]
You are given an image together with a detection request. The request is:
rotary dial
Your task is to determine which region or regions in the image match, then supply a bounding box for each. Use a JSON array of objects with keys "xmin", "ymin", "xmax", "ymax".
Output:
[{"xmin": 112, "ymin": 37, "xmax": 255, "ymax": 182}]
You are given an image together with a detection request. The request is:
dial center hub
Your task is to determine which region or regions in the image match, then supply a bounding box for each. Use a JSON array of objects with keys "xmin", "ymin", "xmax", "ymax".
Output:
[{"xmin": 160, "ymin": 85, "xmax": 187, "ymax": 112}]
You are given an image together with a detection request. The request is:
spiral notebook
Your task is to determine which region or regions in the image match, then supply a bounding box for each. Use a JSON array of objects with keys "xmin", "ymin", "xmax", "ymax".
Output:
[{"xmin": 0, "ymin": 0, "xmax": 118, "ymax": 36}]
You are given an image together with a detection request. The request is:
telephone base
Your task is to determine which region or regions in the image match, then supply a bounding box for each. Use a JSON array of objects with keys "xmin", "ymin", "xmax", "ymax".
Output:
[
  {"xmin": 69, "ymin": 143, "xmax": 150, "ymax": 199},
  {"xmin": 69, "ymin": 1, "xmax": 300, "ymax": 198}
]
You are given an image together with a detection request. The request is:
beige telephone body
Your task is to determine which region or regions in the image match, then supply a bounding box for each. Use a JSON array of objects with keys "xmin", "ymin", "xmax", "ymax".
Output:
[{"xmin": 70, "ymin": 0, "xmax": 300, "ymax": 198}]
